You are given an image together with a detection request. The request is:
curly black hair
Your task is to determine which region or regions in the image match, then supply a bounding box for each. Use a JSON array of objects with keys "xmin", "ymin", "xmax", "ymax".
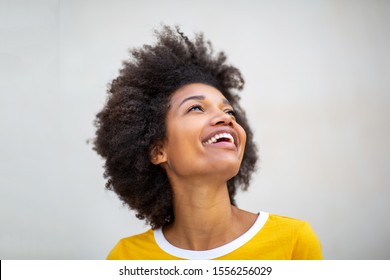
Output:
[{"xmin": 93, "ymin": 25, "xmax": 258, "ymax": 229}]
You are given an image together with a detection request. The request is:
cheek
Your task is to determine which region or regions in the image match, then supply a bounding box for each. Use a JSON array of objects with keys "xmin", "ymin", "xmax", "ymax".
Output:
[
  {"xmin": 165, "ymin": 123, "xmax": 198, "ymax": 154},
  {"xmin": 237, "ymin": 124, "xmax": 247, "ymax": 149}
]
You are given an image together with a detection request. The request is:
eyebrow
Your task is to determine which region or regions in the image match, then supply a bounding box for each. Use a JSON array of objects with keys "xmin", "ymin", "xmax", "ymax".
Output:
[
  {"xmin": 179, "ymin": 95, "xmax": 205, "ymax": 107},
  {"xmin": 178, "ymin": 95, "xmax": 231, "ymax": 107}
]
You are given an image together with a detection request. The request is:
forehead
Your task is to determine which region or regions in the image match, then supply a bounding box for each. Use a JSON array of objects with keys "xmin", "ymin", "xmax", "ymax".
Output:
[{"xmin": 169, "ymin": 83, "xmax": 228, "ymax": 106}]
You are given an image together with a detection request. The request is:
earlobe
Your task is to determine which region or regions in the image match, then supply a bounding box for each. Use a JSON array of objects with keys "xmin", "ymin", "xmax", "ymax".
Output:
[{"xmin": 149, "ymin": 142, "xmax": 167, "ymax": 165}]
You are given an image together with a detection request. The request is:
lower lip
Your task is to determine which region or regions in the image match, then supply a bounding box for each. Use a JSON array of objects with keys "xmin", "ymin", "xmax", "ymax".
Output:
[{"xmin": 203, "ymin": 141, "xmax": 237, "ymax": 150}]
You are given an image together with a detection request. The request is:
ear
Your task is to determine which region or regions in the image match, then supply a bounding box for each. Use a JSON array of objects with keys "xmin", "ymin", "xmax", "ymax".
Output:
[{"xmin": 149, "ymin": 141, "xmax": 167, "ymax": 165}]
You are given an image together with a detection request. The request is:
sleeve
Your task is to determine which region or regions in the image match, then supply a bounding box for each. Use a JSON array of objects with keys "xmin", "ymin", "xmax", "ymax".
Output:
[
  {"xmin": 291, "ymin": 222, "xmax": 323, "ymax": 260},
  {"xmin": 106, "ymin": 240, "xmax": 126, "ymax": 260}
]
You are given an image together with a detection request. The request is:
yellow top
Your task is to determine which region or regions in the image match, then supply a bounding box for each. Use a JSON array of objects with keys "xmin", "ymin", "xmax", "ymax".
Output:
[{"xmin": 107, "ymin": 212, "xmax": 323, "ymax": 260}]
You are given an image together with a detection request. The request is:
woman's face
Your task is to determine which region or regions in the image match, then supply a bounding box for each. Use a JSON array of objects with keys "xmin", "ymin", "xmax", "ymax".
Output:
[{"xmin": 152, "ymin": 83, "xmax": 246, "ymax": 183}]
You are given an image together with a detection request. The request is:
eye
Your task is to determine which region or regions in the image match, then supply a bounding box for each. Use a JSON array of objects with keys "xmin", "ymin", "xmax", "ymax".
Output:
[
  {"xmin": 187, "ymin": 104, "xmax": 204, "ymax": 112},
  {"xmin": 225, "ymin": 109, "xmax": 236, "ymax": 117}
]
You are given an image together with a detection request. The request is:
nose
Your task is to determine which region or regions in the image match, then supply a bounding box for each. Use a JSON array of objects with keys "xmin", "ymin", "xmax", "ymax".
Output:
[{"xmin": 211, "ymin": 110, "xmax": 234, "ymax": 127}]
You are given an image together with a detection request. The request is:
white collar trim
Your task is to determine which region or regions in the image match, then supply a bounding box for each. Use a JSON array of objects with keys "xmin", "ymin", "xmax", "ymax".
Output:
[{"xmin": 154, "ymin": 211, "xmax": 269, "ymax": 260}]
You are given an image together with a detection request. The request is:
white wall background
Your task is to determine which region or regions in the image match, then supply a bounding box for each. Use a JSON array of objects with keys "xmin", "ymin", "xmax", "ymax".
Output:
[{"xmin": 1, "ymin": 0, "xmax": 389, "ymax": 259}]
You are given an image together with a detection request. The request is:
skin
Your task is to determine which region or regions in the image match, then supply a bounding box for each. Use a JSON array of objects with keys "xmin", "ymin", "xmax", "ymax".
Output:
[{"xmin": 151, "ymin": 83, "xmax": 258, "ymax": 251}]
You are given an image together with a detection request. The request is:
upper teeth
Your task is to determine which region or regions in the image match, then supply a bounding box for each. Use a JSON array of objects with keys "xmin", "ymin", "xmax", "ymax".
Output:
[{"xmin": 203, "ymin": 133, "xmax": 234, "ymax": 145}]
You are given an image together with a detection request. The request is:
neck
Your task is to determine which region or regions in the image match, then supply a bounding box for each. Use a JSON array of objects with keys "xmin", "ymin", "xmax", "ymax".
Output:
[{"xmin": 162, "ymin": 178, "xmax": 256, "ymax": 251}]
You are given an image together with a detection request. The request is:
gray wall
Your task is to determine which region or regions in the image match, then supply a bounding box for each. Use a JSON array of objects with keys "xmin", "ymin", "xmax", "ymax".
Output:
[{"xmin": 1, "ymin": 0, "xmax": 389, "ymax": 259}]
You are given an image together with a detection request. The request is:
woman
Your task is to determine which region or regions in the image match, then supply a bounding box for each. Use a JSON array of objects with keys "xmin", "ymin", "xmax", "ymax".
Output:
[{"xmin": 93, "ymin": 25, "xmax": 323, "ymax": 259}]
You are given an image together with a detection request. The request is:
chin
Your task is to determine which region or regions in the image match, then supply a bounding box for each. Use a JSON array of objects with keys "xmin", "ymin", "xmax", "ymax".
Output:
[{"xmin": 206, "ymin": 161, "xmax": 241, "ymax": 178}]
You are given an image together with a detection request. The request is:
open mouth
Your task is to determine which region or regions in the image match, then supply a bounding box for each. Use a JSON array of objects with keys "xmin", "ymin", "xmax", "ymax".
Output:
[{"xmin": 202, "ymin": 133, "xmax": 235, "ymax": 145}]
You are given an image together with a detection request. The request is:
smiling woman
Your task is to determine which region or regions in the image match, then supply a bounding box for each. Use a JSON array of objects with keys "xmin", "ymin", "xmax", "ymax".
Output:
[{"xmin": 93, "ymin": 25, "xmax": 323, "ymax": 260}]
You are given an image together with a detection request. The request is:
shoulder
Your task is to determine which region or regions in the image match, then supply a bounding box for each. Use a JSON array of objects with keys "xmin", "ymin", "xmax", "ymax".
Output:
[
  {"xmin": 268, "ymin": 213, "xmax": 306, "ymax": 225},
  {"xmin": 262, "ymin": 213, "xmax": 309, "ymax": 235},
  {"xmin": 266, "ymin": 214, "xmax": 316, "ymax": 234},
  {"xmin": 264, "ymin": 213, "xmax": 323, "ymax": 259},
  {"xmin": 106, "ymin": 229, "xmax": 155, "ymax": 260}
]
